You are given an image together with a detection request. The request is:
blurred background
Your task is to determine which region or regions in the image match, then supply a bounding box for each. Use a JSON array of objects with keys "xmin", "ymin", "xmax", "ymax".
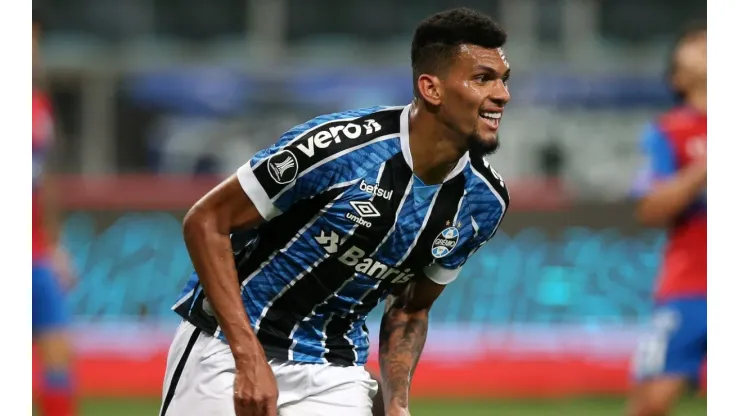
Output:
[{"xmin": 33, "ymin": 0, "xmax": 706, "ymax": 414}]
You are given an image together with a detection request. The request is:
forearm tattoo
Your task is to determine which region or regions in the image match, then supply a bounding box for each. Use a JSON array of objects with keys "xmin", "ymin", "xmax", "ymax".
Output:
[{"xmin": 378, "ymin": 296, "xmax": 429, "ymax": 409}]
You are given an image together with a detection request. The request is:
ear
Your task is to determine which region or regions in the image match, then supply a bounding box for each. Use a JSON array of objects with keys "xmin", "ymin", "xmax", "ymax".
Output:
[{"xmin": 417, "ymin": 74, "xmax": 443, "ymax": 106}]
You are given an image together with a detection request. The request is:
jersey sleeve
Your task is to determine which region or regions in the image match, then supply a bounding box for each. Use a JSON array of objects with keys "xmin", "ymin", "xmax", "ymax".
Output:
[
  {"xmin": 423, "ymin": 234, "xmax": 489, "ymax": 286},
  {"xmin": 236, "ymin": 134, "xmax": 345, "ymax": 221},
  {"xmin": 424, "ymin": 157, "xmax": 510, "ymax": 285},
  {"xmin": 631, "ymin": 123, "xmax": 677, "ymax": 197},
  {"xmin": 422, "ymin": 252, "xmax": 467, "ymax": 286},
  {"xmin": 237, "ymin": 107, "xmax": 401, "ymax": 221},
  {"xmin": 423, "ymin": 201, "xmax": 507, "ymax": 286}
]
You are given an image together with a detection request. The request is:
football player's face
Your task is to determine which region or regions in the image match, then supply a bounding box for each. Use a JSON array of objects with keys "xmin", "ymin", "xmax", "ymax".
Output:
[
  {"xmin": 674, "ymin": 31, "xmax": 707, "ymax": 90},
  {"xmin": 440, "ymin": 44, "xmax": 511, "ymax": 156}
]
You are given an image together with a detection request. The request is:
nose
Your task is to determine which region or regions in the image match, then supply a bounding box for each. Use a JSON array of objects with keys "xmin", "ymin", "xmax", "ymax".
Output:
[{"xmin": 490, "ymin": 79, "xmax": 510, "ymax": 105}]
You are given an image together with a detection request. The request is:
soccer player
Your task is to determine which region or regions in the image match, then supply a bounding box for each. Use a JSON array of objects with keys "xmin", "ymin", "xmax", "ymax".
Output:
[
  {"xmin": 32, "ymin": 10, "xmax": 77, "ymax": 416},
  {"xmin": 628, "ymin": 24, "xmax": 706, "ymax": 416},
  {"xmin": 161, "ymin": 8, "xmax": 510, "ymax": 416}
]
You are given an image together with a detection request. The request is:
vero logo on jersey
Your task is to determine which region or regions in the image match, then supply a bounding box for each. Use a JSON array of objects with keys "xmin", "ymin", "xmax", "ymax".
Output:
[
  {"xmin": 431, "ymin": 226, "xmax": 459, "ymax": 258},
  {"xmin": 296, "ymin": 119, "xmax": 382, "ymax": 158}
]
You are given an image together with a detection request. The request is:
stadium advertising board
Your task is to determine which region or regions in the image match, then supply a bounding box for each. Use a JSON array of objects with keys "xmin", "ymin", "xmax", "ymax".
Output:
[{"xmin": 45, "ymin": 176, "xmax": 669, "ymax": 397}]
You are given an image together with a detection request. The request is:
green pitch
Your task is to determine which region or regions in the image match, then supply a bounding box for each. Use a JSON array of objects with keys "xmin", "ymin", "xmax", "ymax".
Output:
[{"xmin": 68, "ymin": 396, "xmax": 706, "ymax": 416}]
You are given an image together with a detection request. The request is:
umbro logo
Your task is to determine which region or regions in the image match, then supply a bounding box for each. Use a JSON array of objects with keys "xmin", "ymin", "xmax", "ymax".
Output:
[
  {"xmin": 346, "ymin": 201, "xmax": 379, "ymax": 228},
  {"xmin": 349, "ymin": 201, "xmax": 380, "ymax": 218}
]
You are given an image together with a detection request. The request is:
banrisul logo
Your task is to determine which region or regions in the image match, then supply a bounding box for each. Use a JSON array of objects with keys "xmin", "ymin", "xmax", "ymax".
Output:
[
  {"xmin": 337, "ymin": 246, "xmax": 414, "ymax": 284},
  {"xmin": 295, "ymin": 119, "xmax": 382, "ymax": 158},
  {"xmin": 431, "ymin": 226, "xmax": 459, "ymax": 258}
]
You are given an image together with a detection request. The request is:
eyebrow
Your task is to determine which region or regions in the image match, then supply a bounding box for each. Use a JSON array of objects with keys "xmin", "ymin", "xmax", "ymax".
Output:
[{"xmin": 474, "ymin": 65, "xmax": 511, "ymax": 78}]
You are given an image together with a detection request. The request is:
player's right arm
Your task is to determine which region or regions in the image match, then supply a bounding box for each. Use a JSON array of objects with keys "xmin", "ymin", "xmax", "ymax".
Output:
[
  {"xmin": 185, "ymin": 113, "xmax": 363, "ymax": 415},
  {"xmin": 634, "ymin": 124, "xmax": 706, "ymax": 227},
  {"xmin": 182, "ymin": 176, "xmax": 278, "ymax": 416}
]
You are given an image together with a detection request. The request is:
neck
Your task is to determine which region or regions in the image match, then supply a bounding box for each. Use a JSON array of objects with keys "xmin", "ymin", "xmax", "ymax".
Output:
[
  {"xmin": 407, "ymin": 101, "xmax": 467, "ymax": 185},
  {"xmin": 684, "ymin": 88, "xmax": 707, "ymax": 114}
]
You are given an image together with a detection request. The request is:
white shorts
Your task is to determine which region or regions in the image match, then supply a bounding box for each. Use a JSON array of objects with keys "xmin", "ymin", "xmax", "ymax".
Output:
[{"xmin": 160, "ymin": 321, "xmax": 378, "ymax": 416}]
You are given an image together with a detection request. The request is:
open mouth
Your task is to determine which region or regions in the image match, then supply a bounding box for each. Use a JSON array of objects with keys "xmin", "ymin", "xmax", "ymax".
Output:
[{"xmin": 480, "ymin": 111, "xmax": 502, "ymax": 130}]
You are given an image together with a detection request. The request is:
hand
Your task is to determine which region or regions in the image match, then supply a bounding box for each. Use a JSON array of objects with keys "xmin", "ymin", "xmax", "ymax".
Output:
[
  {"xmin": 233, "ymin": 357, "xmax": 279, "ymax": 416},
  {"xmin": 52, "ymin": 246, "xmax": 76, "ymax": 291}
]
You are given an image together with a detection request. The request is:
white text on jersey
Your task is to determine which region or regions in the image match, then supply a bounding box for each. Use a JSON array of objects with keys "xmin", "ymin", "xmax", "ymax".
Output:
[
  {"xmin": 296, "ymin": 119, "xmax": 382, "ymax": 158},
  {"xmin": 359, "ymin": 179, "xmax": 393, "ymax": 200},
  {"xmin": 338, "ymin": 246, "xmax": 414, "ymax": 284}
]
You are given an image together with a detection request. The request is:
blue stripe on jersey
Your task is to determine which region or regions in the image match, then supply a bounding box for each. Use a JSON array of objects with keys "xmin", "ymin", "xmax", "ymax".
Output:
[
  {"xmin": 291, "ymin": 275, "xmax": 379, "ymax": 361},
  {"xmin": 349, "ymin": 318, "xmax": 371, "ymax": 364},
  {"xmin": 411, "ymin": 175, "xmax": 440, "ymax": 203},
  {"xmin": 287, "ymin": 191, "xmax": 387, "ymax": 360},
  {"xmin": 330, "ymin": 274, "xmax": 382, "ymax": 363},
  {"xmin": 465, "ymin": 164, "xmax": 506, "ymax": 242},
  {"xmin": 291, "ymin": 274, "xmax": 380, "ymax": 363},
  {"xmin": 241, "ymin": 143, "xmax": 400, "ymax": 358},
  {"xmin": 242, "ymin": 193, "xmax": 356, "ymax": 341},
  {"xmin": 173, "ymin": 272, "xmax": 199, "ymax": 311},
  {"xmin": 372, "ymin": 184, "xmax": 439, "ymax": 266},
  {"xmin": 279, "ymin": 163, "xmax": 387, "ymax": 361}
]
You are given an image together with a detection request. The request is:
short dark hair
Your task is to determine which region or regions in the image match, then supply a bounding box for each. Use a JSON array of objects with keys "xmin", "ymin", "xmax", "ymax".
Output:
[
  {"xmin": 666, "ymin": 22, "xmax": 706, "ymax": 103},
  {"xmin": 411, "ymin": 8, "xmax": 507, "ymax": 97},
  {"xmin": 33, "ymin": 8, "xmax": 44, "ymax": 27},
  {"xmin": 33, "ymin": 8, "xmax": 46, "ymax": 38}
]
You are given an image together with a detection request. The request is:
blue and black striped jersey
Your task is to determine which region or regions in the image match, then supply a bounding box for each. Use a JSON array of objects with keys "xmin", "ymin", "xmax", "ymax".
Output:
[{"xmin": 173, "ymin": 105, "xmax": 509, "ymax": 366}]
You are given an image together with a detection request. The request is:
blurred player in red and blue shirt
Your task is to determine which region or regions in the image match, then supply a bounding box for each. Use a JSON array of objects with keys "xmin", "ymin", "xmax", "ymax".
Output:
[
  {"xmin": 33, "ymin": 10, "xmax": 77, "ymax": 416},
  {"xmin": 628, "ymin": 24, "xmax": 706, "ymax": 416}
]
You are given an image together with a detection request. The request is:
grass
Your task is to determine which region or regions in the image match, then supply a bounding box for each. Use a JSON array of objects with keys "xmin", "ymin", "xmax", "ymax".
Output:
[{"xmin": 69, "ymin": 396, "xmax": 706, "ymax": 416}]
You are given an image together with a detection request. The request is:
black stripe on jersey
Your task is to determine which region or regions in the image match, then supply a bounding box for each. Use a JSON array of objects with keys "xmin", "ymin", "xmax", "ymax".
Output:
[
  {"xmin": 323, "ymin": 314, "xmax": 369, "ymax": 365},
  {"xmin": 181, "ymin": 186, "xmax": 349, "ymax": 336},
  {"xmin": 253, "ymin": 109, "xmax": 403, "ymax": 199},
  {"xmin": 234, "ymin": 187, "xmax": 348, "ymax": 283},
  {"xmin": 256, "ymin": 152, "xmax": 413, "ymax": 363},
  {"xmin": 469, "ymin": 155, "xmax": 509, "ymax": 208},
  {"xmin": 326, "ymin": 170, "xmax": 467, "ymax": 365},
  {"xmin": 344, "ymin": 173, "xmax": 467, "ymax": 322}
]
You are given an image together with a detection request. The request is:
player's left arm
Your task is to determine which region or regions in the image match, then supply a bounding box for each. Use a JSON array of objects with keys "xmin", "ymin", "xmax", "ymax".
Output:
[
  {"xmin": 380, "ymin": 167, "xmax": 508, "ymax": 415},
  {"xmin": 379, "ymin": 236, "xmax": 490, "ymax": 414},
  {"xmin": 379, "ymin": 275, "xmax": 443, "ymax": 415}
]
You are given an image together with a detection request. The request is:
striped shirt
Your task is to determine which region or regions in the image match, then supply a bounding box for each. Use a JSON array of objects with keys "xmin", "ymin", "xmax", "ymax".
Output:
[{"xmin": 173, "ymin": 104, "xmax": 509, "ymax": 366}]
